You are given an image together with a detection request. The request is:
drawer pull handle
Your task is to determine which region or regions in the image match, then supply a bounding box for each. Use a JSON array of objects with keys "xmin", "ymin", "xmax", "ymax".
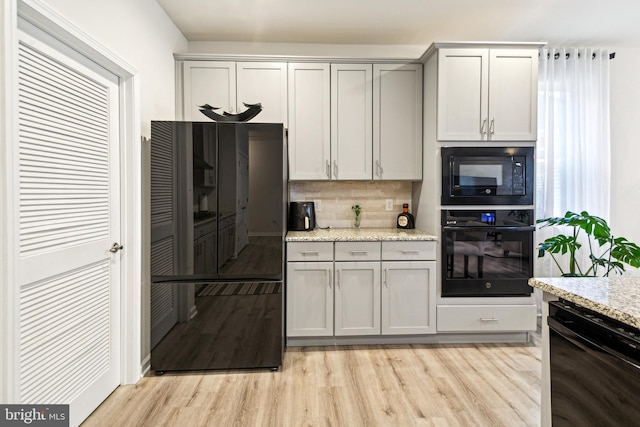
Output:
[
  {"xmin": 350, "ymin": 251, "xmax": 369, "ymax": 255},
  {"xmin": 480, "ymin": 317, "xmax": 499, "ymax": 322},
  {"xmin": 401, "ymin": 250, "xmax": 420, "ymax": 254},
  {"xmin": 300, "ymin": 251, "xmax": 319, "ymax": 255}
]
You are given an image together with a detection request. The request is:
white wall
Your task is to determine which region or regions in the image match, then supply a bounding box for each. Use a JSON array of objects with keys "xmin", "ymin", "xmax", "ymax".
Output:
[
  {"xmin": 610, "ymin": 48, "xmax": 640, "ymax": 248},
  {"xmin": 41, "ymin": 0, "xmax": 187, "ymax": 136}
]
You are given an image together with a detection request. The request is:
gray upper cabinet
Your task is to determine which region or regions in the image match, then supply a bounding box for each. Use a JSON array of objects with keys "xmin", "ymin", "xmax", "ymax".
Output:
[
  {"xmin": 181, "ymin": 61, "xmax": 287, "ymax": 125},
  {"xmin": 373, "ymin": 63, "xmax": 423, "ymax": 180},
  {"xmin": 436, "ymin": 48, "xmax": 538, "ymax": 141},
  {"xmin": 179, "ymin": 59, "xmax": 423, "ymax": 181},
  {"xmin": 287, "ymin": 63, "xmax": 331, "ymax": 180},
  {"xmin": 182, "ymin": 61, "xmax": 236, "ymax": 122},
  {"xmin": 331, "ymin": 63, "xmax": 373, "ymax": 180},
  {"xmin": 236, "ymin": 62, "xmax": 288, "ymax": 126}
]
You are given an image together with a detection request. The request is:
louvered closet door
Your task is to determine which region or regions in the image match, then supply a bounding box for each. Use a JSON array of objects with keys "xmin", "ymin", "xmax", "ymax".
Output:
[
  {"xmin": 150, "ymin": 121, "xmax": 178, "ymax": 349},
  {"xmin": 17, "ymin": 28, "xmax": 121, "ymax": 427}
]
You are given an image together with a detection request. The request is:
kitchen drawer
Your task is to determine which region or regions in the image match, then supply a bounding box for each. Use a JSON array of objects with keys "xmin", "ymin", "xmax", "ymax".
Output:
[
  {"xmin": 381, "ymin": 241, "xmax": 436, "ymax": 261},
  {"xmin": 287, "ymin": 242, "xmax": 334, "ymax": 262},
  {"xmin": 437, "ymin": 304, "xmax": 537, "ymax": 332},
  {"xmin": 334, "ymin": 242, "xmax": 381, "ymax": 261},
  {"xmin": 194, "ymin": 220, "xmax": 216, "ymax": 239}
]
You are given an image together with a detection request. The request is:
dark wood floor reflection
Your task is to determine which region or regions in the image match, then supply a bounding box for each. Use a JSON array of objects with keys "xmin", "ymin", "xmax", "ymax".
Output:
[
  {"xmin": 219, "ymin": 236, "xmax": 282, "ymax": 276},
  {"xmin": 152, "ymin": 282, "xmax": 282, "ymax": 372}
]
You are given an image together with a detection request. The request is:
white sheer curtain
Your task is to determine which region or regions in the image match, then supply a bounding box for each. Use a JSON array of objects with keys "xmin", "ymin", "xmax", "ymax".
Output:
[{"xmin": 535, "ymin": 48, "xmax": 611, "ymax": 276}]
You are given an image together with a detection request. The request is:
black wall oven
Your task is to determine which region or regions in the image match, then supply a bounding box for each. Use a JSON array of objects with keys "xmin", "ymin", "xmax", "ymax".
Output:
[
  {"xmin": 548, "ymin": 300, "xmax": 640, "ymax": 426},
  {"xmin": 441, "ymin": 146, "xmax": 534, "ymax": 205},
  {"xmin": 441, "ymin": 209, "xmax": 534, "ymax": 297}
]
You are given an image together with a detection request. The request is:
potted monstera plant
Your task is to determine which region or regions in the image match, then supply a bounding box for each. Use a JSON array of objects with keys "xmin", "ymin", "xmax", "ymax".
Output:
[{"xmin": 537, "ymin": 210, "xmax": 640, "ymax": 277}]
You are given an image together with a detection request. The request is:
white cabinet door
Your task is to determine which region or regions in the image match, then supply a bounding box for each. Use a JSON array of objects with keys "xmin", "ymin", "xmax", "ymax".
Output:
[
  {"xmin": 182, "ymin": 61, "xmax": 236, "ymax": 121},
  {"xmin": 334, "ymin": 261, "xmax": 381, "ymax": 336},
  {"xmin": 286, "ymin": 262, "xmax": 334, "ymax": 337},
  {"xmin": 237, "ymin": 62, "xmax": 288, "ymax": 125},
  {"xmin": 436, "ymin": 49, "xmax": 489, "ymax": 141},
  {"xmin": 437, "ymin": 48, "xmax": 538, "ymax": 142},
  {"xmin": 488, "ymin": 49, "xmax": 538, "ymax": 141},
  {"xmin": 373, "ymin": 63, "xmax": 423, "ymax": 180},
  {"xmin": 288, "ymin": 63, "xmax": 331, "ymax": 180},
  {"xmin": 381, "ymin": 261, "xmax": 436, "ymax": 335},
  {"xmin": 331, "ymin": 64, "xmax": 373, "ymax": 180}
]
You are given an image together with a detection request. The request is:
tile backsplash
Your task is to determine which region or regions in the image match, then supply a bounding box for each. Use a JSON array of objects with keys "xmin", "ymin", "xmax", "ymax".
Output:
[{"xmin": 289, "ymin": 181, "xmax": 413, "ymax": 229}]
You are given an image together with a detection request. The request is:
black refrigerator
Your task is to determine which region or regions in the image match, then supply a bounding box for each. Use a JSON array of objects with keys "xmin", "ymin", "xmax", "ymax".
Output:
[{"xmin": 149, "ymin": 121, "xmax": 287, "ymax": 373}]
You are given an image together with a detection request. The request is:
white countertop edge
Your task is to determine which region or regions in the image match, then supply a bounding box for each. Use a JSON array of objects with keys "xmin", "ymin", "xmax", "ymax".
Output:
[
  {"xmin": 285, "ymin": 227, "xmax": 438, "ymax": 242},
  {"xmin": 529, "ymin": 277, "xmax": 640, "ymax": 330}
]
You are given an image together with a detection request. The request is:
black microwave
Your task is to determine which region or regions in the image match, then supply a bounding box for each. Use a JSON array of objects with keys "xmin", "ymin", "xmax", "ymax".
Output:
[{"xmin": 441, "ymin": 146, "xmax": 534, "ymax": 205}]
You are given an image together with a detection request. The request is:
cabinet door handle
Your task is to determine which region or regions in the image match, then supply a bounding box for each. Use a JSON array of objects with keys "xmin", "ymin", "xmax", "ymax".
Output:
[
  {"xmin": 401, "ymin": 249, "xmax": 420, "ymax": 254},
  {"xmin": 333, "ymin": 160, "xmax": 338, "ymax": 179},
  {"xmin": 336, "ymin": 269, "xmax": 340, "ymax": 288},
  {"xmin": 328, "ymin": 269, "xmax": 332, "ymax": 289},
  {"xmin": 383, "ymin": 269, "xmax": 387, "ymax": 287},
  {"xmin": 300, "ymin": 251, "xmax": 319, "ymax": 255},
  {"xmin": 376, "ymin": 160, "xmax": 383, "ymax": 177},
  {"xmin": 480, "ymin": 317, "xmax": 499, "ymax": 322},
  {"xmin": 480, "ymin": 118, "xmax": 487, "ymax": 135},
  {"xmin": 326, "ymin": 160, "xmax": 331, "ymax": 179},
  {"xmin": 350, "ymin": 251, "xmax": 368, "ymax": 255},
  {"xmin": 489, "ymin": 118, "xmax": 495, "ymax": 135}
]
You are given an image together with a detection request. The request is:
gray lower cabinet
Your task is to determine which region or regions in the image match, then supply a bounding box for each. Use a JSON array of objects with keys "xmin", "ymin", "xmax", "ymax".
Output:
[
  {"xmin": 194, "ymin": 220, "xmax": 216, "ymax": 274},
  {"xmin": 286, "ymin": 240, "xmax": 436, "ymax": 343},
  {"xmin": 286, "ymin": 260, "xmax": 334, "ymax": 337},
  {"xmin": 334, "ymin": 241, "xmax": 382, "ymax": 336},
  {"xmin": 381, "ymin": 261, "xmax": 436, "ymax": 335},
  {"xmin": 218, "ymin": 214, "xmax": 236, "ymax": 267}
]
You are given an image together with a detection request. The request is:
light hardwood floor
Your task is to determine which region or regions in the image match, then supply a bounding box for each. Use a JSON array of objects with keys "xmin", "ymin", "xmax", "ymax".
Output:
[{"xmin": 83, "ymin": 341, "xmax": 541, "ymax": 426}]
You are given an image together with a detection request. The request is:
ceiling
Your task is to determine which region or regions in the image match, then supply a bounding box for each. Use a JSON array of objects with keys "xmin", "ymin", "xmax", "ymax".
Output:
[{"xmin": 155, "ymin": 0, "xmax": 640, "ymax": 48}]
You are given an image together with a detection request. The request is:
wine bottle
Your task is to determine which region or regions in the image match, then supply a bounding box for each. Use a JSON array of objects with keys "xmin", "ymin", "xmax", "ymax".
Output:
[{"xmin": 397, "ymin": 203, "xmax": 415, "ymax": 229}]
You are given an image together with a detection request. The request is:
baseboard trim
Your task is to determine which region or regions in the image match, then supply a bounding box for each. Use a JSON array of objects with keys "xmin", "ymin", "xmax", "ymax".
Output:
[
  {"xmin": 140, "ymin": 353, "xmax": 151, "ymax": 377},
  {"xmin": 286, "ymin": 332, "xmax": 532, "ymax": 347}
]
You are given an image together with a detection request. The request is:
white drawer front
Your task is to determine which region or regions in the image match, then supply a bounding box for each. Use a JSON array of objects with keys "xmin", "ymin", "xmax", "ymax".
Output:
[
  {"xmin": 334, "ymin": 242, "xmax": 381, "ymax": 261},
  {"xmin": 287, "ymin": 242, "xmax": 334, "ymax": 261},
  {"xmin": 437, "ymin": 304, "xmax": 537, "ymax": 332},
  {"xmin": 381, "ymin": 241, "xmax": 436, "ymax": 261}
]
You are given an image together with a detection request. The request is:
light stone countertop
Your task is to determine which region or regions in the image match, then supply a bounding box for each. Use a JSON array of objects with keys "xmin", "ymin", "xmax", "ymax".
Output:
[
  {"xmin": 285, "ymin": 227, "xmax": 438, "ymax": 242},
  {"xmin": 529, "ymin": 277, "xmax": 640, "ymax": 329}
]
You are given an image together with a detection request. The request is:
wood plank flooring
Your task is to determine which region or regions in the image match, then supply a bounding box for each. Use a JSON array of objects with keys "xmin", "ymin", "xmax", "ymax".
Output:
[{"xmin": 83, "ymin": 341, "xmax": 541, "ymax": 426}]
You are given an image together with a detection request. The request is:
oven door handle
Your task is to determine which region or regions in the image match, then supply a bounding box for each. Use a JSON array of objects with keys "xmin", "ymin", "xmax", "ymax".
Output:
[
  {"xmin": 442, "ymin": 226, "xmax": 536, "ymax": 232},
  {"xmin": 548, "ymin": 316, "xmax": 640, "ymax": 370}
]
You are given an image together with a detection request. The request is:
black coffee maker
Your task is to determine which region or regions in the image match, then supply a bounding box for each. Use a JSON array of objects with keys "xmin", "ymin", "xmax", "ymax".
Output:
[{"xmin": 289, "ymin": 201, "xmax": 316, "ymax": 231}]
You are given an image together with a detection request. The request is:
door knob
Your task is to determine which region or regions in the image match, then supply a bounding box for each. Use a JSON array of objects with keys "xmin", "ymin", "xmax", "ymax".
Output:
[{"xmin": 109, "ymin": 242, "xmax": 124, "ymax": 253}]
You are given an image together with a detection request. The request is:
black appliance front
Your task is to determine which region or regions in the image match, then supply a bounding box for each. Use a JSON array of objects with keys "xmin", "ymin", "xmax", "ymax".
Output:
[
  {"xmin": 441, "ymin": 146, "xmax": 534, "ymax": 205},
  {"xmin": 289, "ymin": 201, "xmax": 316, "ymax": 231},
  {"xmin": 441, "ymin": 209, "xmax": 534, "ymax": 297},
  {"xmin": 149, "ymin": 121, "xmax": 286, "ymax": 372},
  {"xmin": 151, "ymin": 280, "xmax": 282, "ymax": 372},
  {"xmin": 548, "ymin": 300, "xmax": 640, "ymax": 426}
]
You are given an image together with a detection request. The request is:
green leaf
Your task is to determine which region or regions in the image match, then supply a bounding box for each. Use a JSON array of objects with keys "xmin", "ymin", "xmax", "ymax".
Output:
[
  {"xmin": 537, "ymin": 235, "xmax": 581, "ymax": 255},
  {"xmin": 536, "ymin": 210, "xmax": 640, "ymax": 277},
  {"xmin": 611, "ymin": 237, "xmax": 640, "ymax": 268}
]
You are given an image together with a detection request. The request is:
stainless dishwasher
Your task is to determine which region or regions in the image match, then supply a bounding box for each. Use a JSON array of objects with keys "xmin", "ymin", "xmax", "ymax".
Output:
[{"xmin": 548, "ymin": 300, "xmax": 640, "ymax": 426}]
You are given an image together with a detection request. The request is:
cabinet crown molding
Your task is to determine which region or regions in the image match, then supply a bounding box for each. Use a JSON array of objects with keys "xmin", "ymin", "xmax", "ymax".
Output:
[
  {"xmin": 174, "ymin": 52, "xmax": 421, "ymax": 64},
  {"xmin": 420, "ymin": 41, "xmax": 547, "ymax": 63}
]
